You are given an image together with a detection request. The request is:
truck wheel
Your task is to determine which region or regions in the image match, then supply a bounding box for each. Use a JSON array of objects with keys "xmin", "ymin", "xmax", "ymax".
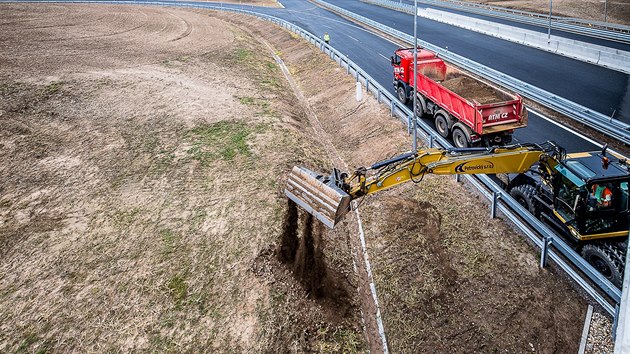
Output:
[
  {"xmin": 397, "ymin": 86, "xmax": 408, "ymax": 105},
  {"xmin": 581, "ymin": 243, "xmax": 623, "ymax": 288},
  {"xmin": 415, "ymin": 94, "xmax": 427, "ymax": 117},
  {"xmin": 510, "ymin": 184, "xmax": 539, "ymax": 217},
  {"xmin": 435, "ymin": 112, "xmax": 450, "ymax": 138},
  {"xmin": 452, "ymin": 128, "xmax": 469, "ymax": 148}
]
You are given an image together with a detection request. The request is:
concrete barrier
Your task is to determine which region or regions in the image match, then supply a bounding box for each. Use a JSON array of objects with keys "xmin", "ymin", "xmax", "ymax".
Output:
[
  {"xmin": 418, "ymin": 8, "xmax": 630, "ymax": 73},
  {"xmin": 600, "ymin": 51, "xmax": 630, "ymax": 72}
]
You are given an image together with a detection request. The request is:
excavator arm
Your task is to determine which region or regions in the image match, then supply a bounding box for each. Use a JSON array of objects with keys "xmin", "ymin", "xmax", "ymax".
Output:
[{"xmin": 285, "ymin": 141, "xmax": 562, "ymax": 228}]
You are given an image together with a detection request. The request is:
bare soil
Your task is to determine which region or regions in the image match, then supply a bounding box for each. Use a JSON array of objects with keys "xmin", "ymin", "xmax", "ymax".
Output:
[
  {"xmin": 458, "ymin": 0, "xmax": 630, "ymax": 26},
  {"xmin": 442, "ymin": 72, "xmax": 507, "ymax": 104},
  {"xmin": 0, "ymin": 3, "xmax": 589, "ymax": 353}
]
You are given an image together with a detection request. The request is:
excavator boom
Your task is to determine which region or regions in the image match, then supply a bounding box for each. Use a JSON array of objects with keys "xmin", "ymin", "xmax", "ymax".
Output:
[{"xmin": 285, "ymin": 142, "xmax": 562, "ymax": 228}]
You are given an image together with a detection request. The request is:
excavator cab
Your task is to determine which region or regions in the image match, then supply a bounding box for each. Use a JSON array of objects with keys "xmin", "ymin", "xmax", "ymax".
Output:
[{"xmin": 551, "ymin": 151, "xmax": 630, "ymax": 242}]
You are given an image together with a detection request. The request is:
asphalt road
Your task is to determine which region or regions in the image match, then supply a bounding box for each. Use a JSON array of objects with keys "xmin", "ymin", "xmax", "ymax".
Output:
[{"xmin": 328, "ymin": 0, "xmax": 630, "ymax": 123}]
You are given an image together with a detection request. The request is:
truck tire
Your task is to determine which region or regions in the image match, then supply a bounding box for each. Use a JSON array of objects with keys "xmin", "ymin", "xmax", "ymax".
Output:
[
  {"xmin": 434, "ymin": 110, "xmax": 450, "ymax": 138},
  {"xmin": 397, "ymin": 85, "xmax": 408, "ymax": 105},
  {"xmin": 510, "ymin": 184, "xmax": 539, "ymax": 217},
  {"xmin": 415, "ymin": 94, "xmax": 427, "ymax": 117},
  {"xmin": 452, "ymin": 127, "xmax": 469, "ymax": 148},
  {"xmin": 581, "ymin": 243, "xmax": 623, "ymax": 288}
]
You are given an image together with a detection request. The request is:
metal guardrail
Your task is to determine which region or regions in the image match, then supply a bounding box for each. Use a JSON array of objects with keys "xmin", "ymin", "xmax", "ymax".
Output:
[
  {"xmin": 197, "ymin": 2, "xmax": 622, "ymax": 315},
  {"xmin": 311, "ymin": 0, "xmax": 630, "ymax": 146},
  {"xmin": 12, "ymin": 0, "xmax": 620, "ymax": 317},
  {"xmin": 368, "ymin": 0, "xmax": 630, "ymax": 44}
]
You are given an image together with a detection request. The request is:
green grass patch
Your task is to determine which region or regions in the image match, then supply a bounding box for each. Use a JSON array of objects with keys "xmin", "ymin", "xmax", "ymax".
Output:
[
  {"xmin": 16, "ymin": 333, "xmax": 39, "ymax": 353},
  {"xmin": 236, "ymin": 48, "xmax": 252, "ymax": 62},
  {"xmin": 111, "ymin": 208, "xmax": 140, "ymax": 227},
  {"xmin": 160, "ymin": 229, "xmax": 179, "ymax": 256},
  {"xmin": 237, "ymin": 96, "xmax": 278, "ymax": 118},
  {"xmin": 166, "ymin": 274, "xmax": 188, "ymax": 308},
  {"xmin": 43, "ymin": 81, "xmax": 62, "ymax": 96},
  {"xmin": 186, "ymin": 122, "xmax": 254, "ymax": 164}
]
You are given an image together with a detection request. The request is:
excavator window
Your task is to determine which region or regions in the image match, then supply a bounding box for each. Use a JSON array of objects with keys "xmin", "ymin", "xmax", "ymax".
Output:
[
  {"xmin": 556, "ymin": 174, "xmax": 581, "ymax": 223},
  {"xmin": 581, "ymin": 180, "xmax": 627, "ymax": 235},
  {"xmin": 620, "ymin": 182, "xmax": 629, "ymax": 211}
]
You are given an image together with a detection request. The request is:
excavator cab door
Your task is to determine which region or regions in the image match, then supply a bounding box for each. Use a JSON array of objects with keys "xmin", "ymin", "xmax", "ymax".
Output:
[
  {"xmin": 579, "ymin": 180, "xmax": 629, "ymax": 237},
  {"xmin": 553, "ymin": 171, "xmax": 583, "ymax": 234}
]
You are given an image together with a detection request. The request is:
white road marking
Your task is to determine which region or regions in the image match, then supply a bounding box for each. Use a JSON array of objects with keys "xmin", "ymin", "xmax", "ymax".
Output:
[
  {"xmin": 378, "ymin": 52, "xmax": 389, "ymax": 61},
  {"xmin": 527, "ymin": 107, "xmax": 626, "ymax": 158},
  {"xmin": 347, "ymin": 34, "xmax": 359, "ymax": 41}
]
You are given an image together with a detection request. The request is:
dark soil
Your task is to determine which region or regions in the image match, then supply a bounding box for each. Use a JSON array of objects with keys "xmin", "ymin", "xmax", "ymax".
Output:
[
  {"xmin": 278, "ymin": 203, "xmax": 351, "ymax": 304},
  {"xmin": 278, "ymin": 199, "xmax": 299, "ymax": 263},
  {"xmin": 249, "ymin": 201, "xmax": 359, "ymax": 352},
  {"xmin": 441, "ymin": 73, "xmax": 506, "ymax": 104}
]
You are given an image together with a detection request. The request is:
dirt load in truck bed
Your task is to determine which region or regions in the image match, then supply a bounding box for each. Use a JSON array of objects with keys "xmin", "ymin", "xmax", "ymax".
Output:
[
  {"xmin": 0, "ymin": 3, "xmax": 588, "ymax": 353},
  {"xmin": 441, "ymin": 72, "xmax": 508, "ymax": 104}
]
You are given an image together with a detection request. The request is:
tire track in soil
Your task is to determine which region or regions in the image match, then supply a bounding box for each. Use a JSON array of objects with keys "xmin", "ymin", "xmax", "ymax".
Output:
[{"xmin": 168, "ymin": 12, "xmax": 193, "ymax": 42}]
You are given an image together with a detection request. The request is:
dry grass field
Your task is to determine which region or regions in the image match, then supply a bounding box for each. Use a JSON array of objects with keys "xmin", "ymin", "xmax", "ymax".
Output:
[{"xmin": 1, "ymin": 3, "xmax": 591, "ymax": 353}]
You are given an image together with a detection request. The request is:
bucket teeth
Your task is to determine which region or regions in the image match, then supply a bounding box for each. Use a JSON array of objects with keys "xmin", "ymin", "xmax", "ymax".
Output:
[{"xmin": 285, "ymin": 166, "xmax": 351, "ymax": 228}]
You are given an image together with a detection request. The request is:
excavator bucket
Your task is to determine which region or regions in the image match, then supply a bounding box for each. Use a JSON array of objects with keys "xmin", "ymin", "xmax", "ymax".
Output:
[{"xmin": 285, "ymin": 166, "xmax": 352, "ymax": 228}]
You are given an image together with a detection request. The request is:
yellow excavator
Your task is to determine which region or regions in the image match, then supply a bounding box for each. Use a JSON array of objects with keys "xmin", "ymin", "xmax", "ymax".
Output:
[{"xmin": 286, "ymin": 141, "xmax": 630, "ymax": 286}]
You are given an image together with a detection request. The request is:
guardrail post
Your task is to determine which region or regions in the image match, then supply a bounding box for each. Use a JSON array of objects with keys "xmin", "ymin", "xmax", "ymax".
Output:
[
  {"xmin": 614, "ymin": 303, "xmax": 621, "ymax": 341},
  {"xmin": 391, "ymin": 101, "xmax": 394, "ymax": 117},
  {"xmin": 428, "ymin": 135, "xmax": 433, "ymax": 148},
  {"xmin": 377, "ymin": 89, "xmax": 381, "ymax": 103},
  {"xmin": 407, "ymin": 113, "xmax": 413, "ymax": 134},
  {"xmin": 490, "ymin": 192, "xmax": 501, "ymax": 218},
  {"xmin": 540, "ymin": 237, "xmax": 553, "ymax": 268},
  {"xmin": 455, "ymin": 174, "xmax": 460, "ymax": 183}
]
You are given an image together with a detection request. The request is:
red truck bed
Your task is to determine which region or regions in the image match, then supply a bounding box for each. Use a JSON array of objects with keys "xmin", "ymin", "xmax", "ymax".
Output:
[{"xmin": 393, "ymin": 48, "xmax": 527, "ymax": 142}]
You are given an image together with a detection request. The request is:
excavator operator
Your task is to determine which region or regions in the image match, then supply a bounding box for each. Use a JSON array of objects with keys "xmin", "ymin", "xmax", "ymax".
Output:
[{"xmin": 591, "ymin": 183, "xmax": 613, "ymax": 209}]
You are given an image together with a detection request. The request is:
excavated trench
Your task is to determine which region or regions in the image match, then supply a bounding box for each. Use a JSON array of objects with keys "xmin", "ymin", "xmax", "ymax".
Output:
[{"xmin": 278, "ymin": 200, "xmax": 349, "ymax": 302}]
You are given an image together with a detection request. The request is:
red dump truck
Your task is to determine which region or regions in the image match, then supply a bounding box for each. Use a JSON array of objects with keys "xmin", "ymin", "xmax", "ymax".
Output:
[{"xmin": 392, "ymin": 48, "xmax": 527, "ymax": 148}]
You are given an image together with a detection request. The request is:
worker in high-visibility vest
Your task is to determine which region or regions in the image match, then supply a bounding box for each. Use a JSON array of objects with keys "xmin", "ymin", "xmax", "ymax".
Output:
[
  {"xmin": 591, "ymin": 183, "xmax": 613, "ymax": 208},
  {"xmin": 324, "ymin": 32, "xmax": 330, "ymax": 44}
]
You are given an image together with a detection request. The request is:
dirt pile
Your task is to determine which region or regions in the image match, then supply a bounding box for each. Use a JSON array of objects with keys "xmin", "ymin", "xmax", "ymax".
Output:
[{"xmin": 441, "ymin": 73, "xmax": 505, "ymax": 104}]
